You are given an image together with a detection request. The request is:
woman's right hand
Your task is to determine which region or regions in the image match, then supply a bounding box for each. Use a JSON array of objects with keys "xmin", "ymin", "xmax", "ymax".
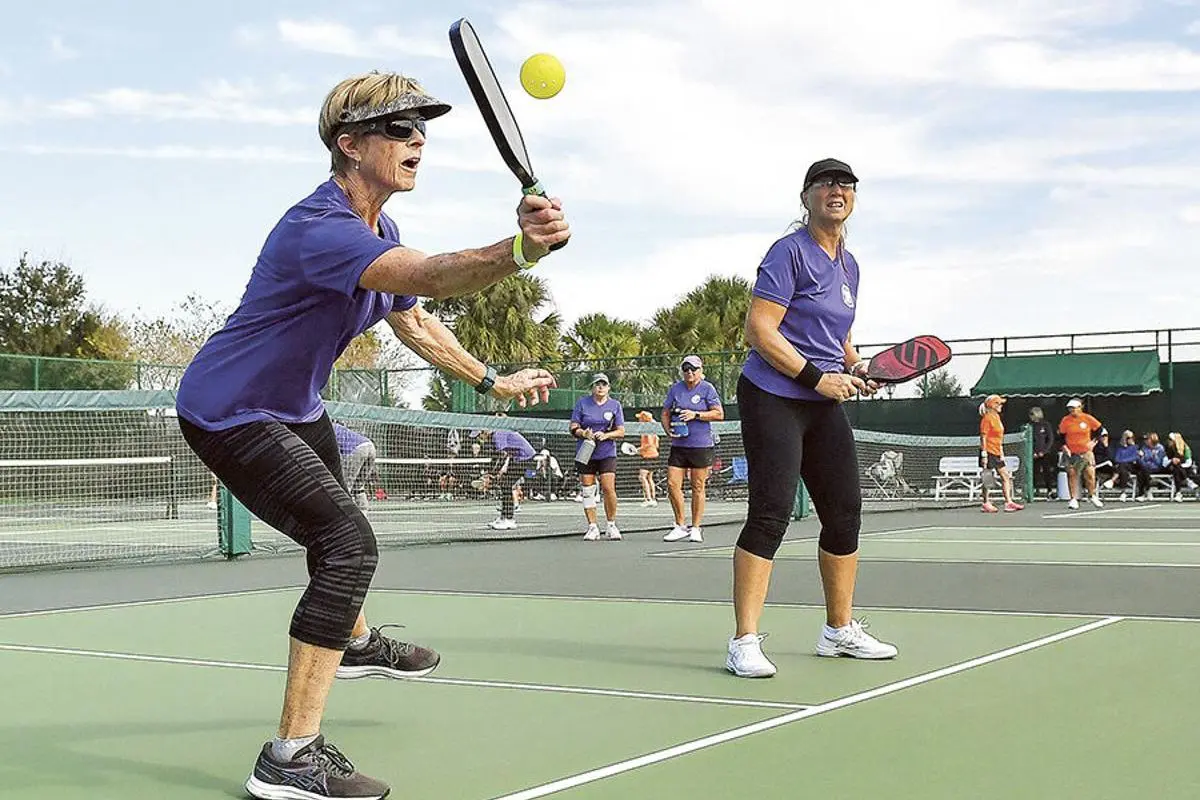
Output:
[{"xmin": 816, "ymin": 372, "xmax": 866, "ymax": 402}]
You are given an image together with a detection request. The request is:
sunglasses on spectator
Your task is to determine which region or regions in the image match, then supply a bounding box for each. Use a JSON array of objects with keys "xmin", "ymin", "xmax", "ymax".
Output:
[
  {"xmin": 361, "ymin": 116, "xmax": 426, "ymax": 141},
  {"xmin": 681, "ymin": 365, "xmax": 700, "ymax": 373}
]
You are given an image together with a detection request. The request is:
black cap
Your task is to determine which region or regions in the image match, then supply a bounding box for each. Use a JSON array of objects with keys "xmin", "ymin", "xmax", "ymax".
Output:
[{"xmin": 804, "ymin": 158, "xmax": 858, "ymax": 189}]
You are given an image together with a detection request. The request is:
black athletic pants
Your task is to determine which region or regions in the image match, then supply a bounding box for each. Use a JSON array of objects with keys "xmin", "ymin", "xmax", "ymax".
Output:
[
  {"xmin": 735, "ymin": 374, "xmax": 861, "ymax": 559},
  {"xmin": 180, "ymin": 412, "xmax": 377, "ymax": 650}
]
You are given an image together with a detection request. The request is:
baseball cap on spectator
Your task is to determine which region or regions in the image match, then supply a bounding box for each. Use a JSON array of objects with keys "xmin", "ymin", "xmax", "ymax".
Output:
[
  {"xmin": 1066, "ymin": 398, "xmax": 1083, "ymax": 409},
  {"xmin": 681, "ymin": 355, "xmax": 703, "ymax": 370},
  {"xmin": 591, "ymin": 373, "xmax": 609, "ymax": 385}
]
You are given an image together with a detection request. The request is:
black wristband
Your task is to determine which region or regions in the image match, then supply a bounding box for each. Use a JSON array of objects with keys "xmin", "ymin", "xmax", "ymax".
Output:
[
  {"xmin": 796, "ymin": 361, "xmax": 823, "ymax": 390},
  {"xmin": 475, "ymin": 365, "xmax": 497, "ymax": 395}
]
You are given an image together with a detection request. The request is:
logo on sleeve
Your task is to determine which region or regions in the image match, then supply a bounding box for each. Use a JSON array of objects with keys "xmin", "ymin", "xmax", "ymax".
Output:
[
  {"xmin": 603, "ymin": 411, "xmax": 614, "ymax": 421},
  {"xmin": 691, "ymin": 394, "xmax": 701, "ymax": 404}
]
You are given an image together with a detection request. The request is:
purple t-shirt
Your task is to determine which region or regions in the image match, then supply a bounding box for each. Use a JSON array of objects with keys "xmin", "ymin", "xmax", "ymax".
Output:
[
  {"xmin": 570, "ymin": 395, "xmax": 625, "ymax": 461},
  {"xmin": 176, "ymin": 180, "xmax": 417, "ymax": 430},
  {"xmin": 334, "ymin": 423, "xmax": 370, "ymax": 455},
  {"xmin": 663, "ymin": 379, "xmax": 721, "ymax": 449},
  {"xmin": 493, "ymin": 430, "xmax": 535, "ymax": 461},
  {"xmin": 742, "ymin": 228, "xmax": 859, "ymax": 401}
]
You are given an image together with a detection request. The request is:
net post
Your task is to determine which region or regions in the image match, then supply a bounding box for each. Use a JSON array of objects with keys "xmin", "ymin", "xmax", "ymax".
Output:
[
  {"xmin": 217, "ymin": 485, "xmax": 252, "ymax": 558},
  {"xmin": 1021, "ymin": 423, "xmax": 1034, "ymax": 503},
  {"xmin": 791, "ymin": 479, "xmax": 809, "ymax": 519},
  {"xmin": 167, "ymin": 456, "xmax": 178, "ymax": 519}
]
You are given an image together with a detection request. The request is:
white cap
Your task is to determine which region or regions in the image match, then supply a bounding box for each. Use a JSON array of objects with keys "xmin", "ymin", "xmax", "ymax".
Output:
[{"xmin": 1066, "ymin": 398, "xmax": 1083, "ymax": 408}]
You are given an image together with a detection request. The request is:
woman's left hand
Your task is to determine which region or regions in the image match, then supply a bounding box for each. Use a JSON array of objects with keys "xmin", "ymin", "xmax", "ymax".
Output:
[
  {"xmin": 492, "ymin": 368, "xmax": 557, "ymax": 407},
  {"xmin": 848, "ymin": 361, "xmax": 880, "ymax": 397},
  {"xmin": 677, "ymin": 409, "xmax": 699, "ymax": 422}
]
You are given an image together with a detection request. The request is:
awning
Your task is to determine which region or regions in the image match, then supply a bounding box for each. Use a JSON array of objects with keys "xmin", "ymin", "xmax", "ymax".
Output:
[{"xmin": 970, "ymin": 351, "xmax": 1162, "ymax": 397}]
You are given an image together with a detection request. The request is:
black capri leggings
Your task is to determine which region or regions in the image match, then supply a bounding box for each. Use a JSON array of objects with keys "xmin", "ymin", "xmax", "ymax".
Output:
[
  {"xmin": 180, "ymin": 412, "xmax": 377, "ymax": 650},
  {"xmin": 735, "ymin": 374, "xmax": 861, "ymax": 559}
]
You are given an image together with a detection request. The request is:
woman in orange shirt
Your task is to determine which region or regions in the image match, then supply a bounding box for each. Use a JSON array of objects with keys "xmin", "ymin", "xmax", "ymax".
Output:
[
  {"xmin": 979, "ymin": 394, "xmax": 1023, "ymax": 513},
  {"xmin": 635, "ymin": 410, "xmax": 660, "ymax": 506}
]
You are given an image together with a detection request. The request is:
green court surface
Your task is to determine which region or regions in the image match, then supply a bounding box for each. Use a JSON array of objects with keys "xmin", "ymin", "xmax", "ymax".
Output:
[
  {"xmin": 2, "ymin": 589, "xmax": 1198, "ymax": 799},
  {"xmin": 664, "ymin": 523, "xmax": 1200, "ymax": 567},
  {"xmin": 3, "ymin": 502, "xmax": 1199, "ymax": 798}
]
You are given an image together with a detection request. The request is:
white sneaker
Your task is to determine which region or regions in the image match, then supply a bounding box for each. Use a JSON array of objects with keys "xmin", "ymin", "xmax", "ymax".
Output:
[
  {"xmin": 582, "ymin": 525, "xmax": 601, "ymax": 541},
  {"xmin": 1102, "ymin": 478, "xmax": 1115, "ymax": 490},
  {"xmin": 688, "ymin": 526, "xmax": 703, "ymax": 542},
  {"xmin": 1173, "ymin": 492, "xmax": 1184, "ymax": 503},
  {"xmin": 487, "ymin": 517, "xmax": 516, "ymax": 530},
  {"xmin": 725, "ymin": 633, "xmax": 777, "ymax": 678},
  {"xmin": 1135, "ymin": 495, "xmax": 1148, "ymax": 503},
  {"xmin": 1089, "ymin": 495, "xmax": 1104, "ymax": 508},
  {"xmin": 205, "ymin": 500, "xmax": 218, "ymax": 511},
  {"xmin": 606, "ymin": 522, "xmax": 622, "ymax": 540},
  {"xmin": 648, "ymin": 499, "xmax": 658, "ymax": 507},
  {"xmin": 640, "ymin": 500, "xmax": 652, "ymax": 508},
  {"xmin": 1119, "ymin": 492, "xmax": 1128, "ymax": 502},
  {"xmin": 663, "ymin": 525, "xmax": 691, "ymax": 542},
  {"xmin": 816, "ymin": 620, "xmax": 898, "ymax": 660},
  {"xmin": 1067, "ymin": 498, "xmax": 1079, "ymax": 510}
]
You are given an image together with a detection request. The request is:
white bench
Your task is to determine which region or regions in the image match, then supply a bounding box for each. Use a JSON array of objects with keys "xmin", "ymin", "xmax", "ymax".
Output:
[{"xmin": 934, "ymin": 455, "xmax": 1019, "ymax": 501}]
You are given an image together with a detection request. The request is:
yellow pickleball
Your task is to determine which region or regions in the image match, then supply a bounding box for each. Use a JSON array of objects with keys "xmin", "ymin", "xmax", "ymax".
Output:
[{"xmin": 520, "ymin": 53, "xmax": 565, "ymax": 99}]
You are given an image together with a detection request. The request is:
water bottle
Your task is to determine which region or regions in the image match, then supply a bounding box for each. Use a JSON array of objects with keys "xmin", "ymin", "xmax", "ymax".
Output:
[
  {"xmin": 575, "ymin": 436, "xmax": 597, "ymax": 465},
  {"xmin": 670, "ymin": 407, "xmax": 689, "ymax": 438}
]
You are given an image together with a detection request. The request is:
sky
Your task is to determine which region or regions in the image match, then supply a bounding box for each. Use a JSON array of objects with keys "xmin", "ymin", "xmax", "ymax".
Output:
[{"xmin": 2, "ymin": 0, "xmax": 1199, "ymax": 400}]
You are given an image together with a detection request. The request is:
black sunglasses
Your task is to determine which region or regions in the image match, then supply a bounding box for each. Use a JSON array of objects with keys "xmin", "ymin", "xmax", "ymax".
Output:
[
  {"xmin": 681, "ymin": 365, "xmax": 700, "ymax": 372},
  {"xmin": 807, "ymin": 175, "xmax": 857, "ymax": 191},
  {"xmin": 361, "ymin": 116, "xmax": 426, "ymax": 142}
]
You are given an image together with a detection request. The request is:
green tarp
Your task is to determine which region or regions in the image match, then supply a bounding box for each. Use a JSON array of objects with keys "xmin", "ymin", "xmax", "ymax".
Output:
[{"xmin": 971, "ymin": 351, "xmax": 1161, "ymax": 397}]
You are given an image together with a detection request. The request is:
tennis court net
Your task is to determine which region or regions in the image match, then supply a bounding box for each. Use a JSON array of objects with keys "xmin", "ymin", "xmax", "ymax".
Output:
[{"xmin": 0, "ymin": 390, "xmax": 1028, "ymax": 570}]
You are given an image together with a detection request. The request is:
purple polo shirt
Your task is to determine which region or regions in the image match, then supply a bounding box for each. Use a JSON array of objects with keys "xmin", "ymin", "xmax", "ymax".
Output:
[
  {"xmin": 663, "ymin": 379, "xmax": 721, "ymax": 448},
  {"xmin": 570, "ymin": 395, "xmax": 625, "ymax": 461},
  {"xmin": 493, "ymin": 430, "xmax": 535, "ymax": 461},
  {"xmin": 742, "ymin": 228, "xmax": 859, "ymax": 401},
  {"xmin": 176, "ymin": 180, "xmax": 418, "ymax": 430}
]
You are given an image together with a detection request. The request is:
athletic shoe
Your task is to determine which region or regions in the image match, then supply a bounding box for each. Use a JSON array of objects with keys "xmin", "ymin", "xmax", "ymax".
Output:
[
  {"xmin": 337, "ymin": 626, "xmax": 440, "ymax": 680},
  {"xmin": 981, "ymin": 502, "xmax": 999, "ymax": 513},
  {"xmin": 1135, "ymin": 495, "xmax": 1148, "ymax": 503},
  {"xmin": 1089, "ymin": 495, "xmax": 1104, "ymax": 508},
  {"xmin": 725, "ymin": 633, "xmax": 776, "ymax": 678},
  {"xmin": 816, "ymin": 620, "xmax": 898, "ymax": 660},
  {"xmin": 648, "ymin": 499, "xmax": 658, "ymax": 507},
  {"xmin": 1067, "ymin": 498, "xmax": 1079, "ymax": 510},
  {"xmin": 663, "ymin": 525, "xmax": 690, "ymax": 542},
  {"xmin": 1174, "ymin": 492, "xmax": 1184, "ymax": 503},
  {"xmin": 1119, "ymin": 492, "xmax": 1129, "ymax": 502},
  {"xmin": 685, "ymin": 526, "xmax": 702, "ymax": 542},
  {"xmin": 606, "ymin": 522, "xmax": 622, "ymax": 540},
  {"xmin": 487, "ymin": 517, "xmax": 516, "ymax": 531},
  {"xmin": 582, "ymin": 524, "xmax": 601, "ymax": 541},
  {"xmin": 1003, "ymin": 501, "xmax": 1024, "ymax": 512},
  {"xmin": 245, "ymin": 736, "xmax": 389, "ymax": 800},
  {"xmin": 206, "ymin": 500, "xmax": 218, "ymax": 511},
  {"xmin": 1102, "ymin": 478, "xmax": 1115, "ymax": 490}
]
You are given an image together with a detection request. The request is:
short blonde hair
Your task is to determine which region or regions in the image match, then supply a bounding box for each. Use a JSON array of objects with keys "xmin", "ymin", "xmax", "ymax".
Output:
[{"xmin": 318, "ymin": 71, "xmax": 449, "ymax": 174}]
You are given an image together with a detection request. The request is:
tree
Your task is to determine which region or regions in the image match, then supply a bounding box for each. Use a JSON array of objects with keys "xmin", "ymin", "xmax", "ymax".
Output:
[
  {"xmin": 916, "ymin": 368, "xmax": 963, "ymax": 398},
  {"xmin": 125, "ymin": 294, "xmax": 232, "ymax": 389},
  {"xmin": 422, "ymin": 273, "xmax": 561, "ymax": 409},
  {"xmin": 0, "ymin": 253, "xmax": 132, "ymax": 389}
]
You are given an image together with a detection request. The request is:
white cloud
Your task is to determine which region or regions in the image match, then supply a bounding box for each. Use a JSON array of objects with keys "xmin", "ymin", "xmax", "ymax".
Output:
[
  {"xmin": 1, "ymin": 144, "xmax": 320, "ymax": 163},
  {"xmin": 44, "ymin": 81, "xmax": 312, "ymax": 125},
  {"xmin": 276, "ymin": 19, "xmax": 449, "ymax": 60},
  {"xmin": 49, "ymin": 35, "xmax": 79, "ymax": 61},
  {"xmin": 978, "ymin": 41, "xmax": 1200, "ymax": 91},
  {"xmin": 1182, "ymin": 205, "xmax": 1200, "ymax": 223},
  {"xmin": 1187, "ymin": 20, "xmax": 1200, "ymax": 35}
]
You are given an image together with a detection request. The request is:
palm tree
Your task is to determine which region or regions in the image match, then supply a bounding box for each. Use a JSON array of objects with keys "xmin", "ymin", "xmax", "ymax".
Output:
[{"xmin": 422, "ymin": 272, "xmax": 561, "ymax": 409}]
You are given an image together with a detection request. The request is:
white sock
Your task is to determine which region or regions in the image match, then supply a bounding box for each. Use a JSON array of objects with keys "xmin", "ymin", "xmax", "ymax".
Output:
[
  {"xmin": 271, "ymin": 733, "xmax": 319, "ymax": 762},
  {"xmin": 347, "ymin": 630, "xmax": 372, "ymax": 651},
  {"xmin": 823, "ymin": 623, "xmax": 848, "ymax": 638}
]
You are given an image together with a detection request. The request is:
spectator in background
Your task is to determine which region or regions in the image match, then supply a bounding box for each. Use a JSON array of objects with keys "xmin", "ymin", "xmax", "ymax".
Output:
[
  {"xmin": 1134, "ymin": 432, "xmax": 1167, "ymax": 502},
  {"xmin": 1057, "ymin": 398, "xmax": 1104, "ymax": 510},
  {"xmin": 334, "ymin": 423, "xmax": 377, "ymax": 510},
  {"xmin": 978, "ymin": 395, "xmax": 1023, "ymax": 513},
  {"xmin": 474, "ymin": 428, "xmax": 535, "ymax": 530},
  {"xmin": 1105, "ymin": 430, "xmax": 1140, "ymax": 501},
  {"xmin": 1165, "ymin": 432, "xmax": 1196, "ymax": 503},
  {"xmin": 570, "ymin": 373, "xmax": 626, "ymax": 541},
  {"xmin": 661, "ymin": 355, "xmax": 725, "ymax": 544},
  {"xmin": 1028, "ymin": 407, "xmax": 1057, "ymax": 499},
  {"xmin": 1093, "ymin": 429, "xmax": 1115, "ymax": 487},
  {"xmin": 635, "ymin": 410, "xmax": 660, "ymax": 507}
]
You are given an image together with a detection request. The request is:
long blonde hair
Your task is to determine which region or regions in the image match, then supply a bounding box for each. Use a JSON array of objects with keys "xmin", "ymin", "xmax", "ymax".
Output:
[{"xmin": 1168, "ymin": 432, "xmax": 1190, "ymax": 454}]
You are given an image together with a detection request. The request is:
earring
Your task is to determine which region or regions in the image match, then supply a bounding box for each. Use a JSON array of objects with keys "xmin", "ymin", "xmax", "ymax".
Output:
[{"xmin": 353, "ymin": 160, "xmax": 360, "ymax": 170}]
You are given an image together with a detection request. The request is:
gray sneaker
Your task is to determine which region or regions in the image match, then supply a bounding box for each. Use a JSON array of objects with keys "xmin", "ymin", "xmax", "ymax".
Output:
[
  {"xmin": 337, "ymin": 625, "xmax": 440, "ymax": 679},
  {"xmin": 245, "ymin": 736, "xmax": 389, "ymax": 799}
]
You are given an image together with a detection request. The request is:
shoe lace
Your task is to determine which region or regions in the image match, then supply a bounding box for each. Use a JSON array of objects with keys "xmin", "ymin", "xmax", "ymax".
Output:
[
  {"xmin": 308, "ymin": 741, "xmax": 356, "ymax": 778},
  {"xmin": 373, "ymin": 624, "xmax": 416, "ymax": 660}
]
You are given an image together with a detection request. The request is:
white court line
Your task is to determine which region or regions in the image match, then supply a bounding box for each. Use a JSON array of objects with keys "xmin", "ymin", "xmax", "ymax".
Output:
[
  {"xmin": 0, "ymin": 586, "xmax": 303, "ymax": 619},
  {"xmin": 866, "ymin": 539, "xmax": 1200, "ymax": 547},
  {"xmin": 370, "ymin": 588, "xmax": 1200, "ymax": 624},
  {"xmin": 0, "ymin": 643, "xmax": 806, "ymax": 711},
  {"xmin": 858, "ymin": 557, "xmax": 1200, "ymax": 569},
  {"xmin": 488, "ymin": 617, "xmax": 1124, "ymax": 800},
  {"xmin": 1042, "ymin": 504, "xmax": 1169, "ymax": 519},
  {"xmin": 650, "ymin": 526, "xmax": 935, "ymax": 558}
]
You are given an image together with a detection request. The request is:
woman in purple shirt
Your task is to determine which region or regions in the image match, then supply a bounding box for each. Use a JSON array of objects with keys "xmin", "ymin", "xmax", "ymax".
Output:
[
  {"xmin": 660, "ymin": 355, "xmax": 724, "ymax": 544},
  {"xmin": 569, "ymin": 373, "xmax": 626, "ymax": 541},
  {"xmin": 175, "ymin": 72, "xmax": 569, "ymax": 800},
  {"xmin": 726, "ymin": 158, "xmax": 897, "ymax": 680}
]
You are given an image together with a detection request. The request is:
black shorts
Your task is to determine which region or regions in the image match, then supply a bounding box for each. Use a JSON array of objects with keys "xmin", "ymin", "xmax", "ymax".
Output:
[
  {"xmin": 985, "ymin": 454, "xmax": 1007, "ymax": 471},
  {"xmin": 668, "ymin": 447, "xmax": 715, "ymax": 469},
  {"xmin": 576, "ymin": 456, "xmax": 617, "ymax": 476},
  {"xmin": 638, "ymin": 457, "xmax": 659, "ymax": 472}
]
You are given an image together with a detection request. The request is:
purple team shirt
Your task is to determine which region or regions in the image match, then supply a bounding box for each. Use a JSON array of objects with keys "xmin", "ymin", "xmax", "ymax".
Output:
[
  {"xmin": 570, "ymin": 395, "xmax": 625, "ymax": 461},
  {"xmin": 742, "ymin": 228, "xmax": 859, "ymax": 401},
  {"xmin": 663, "ymin": 379, "xmax": 721, "ymax": 449},
  {"xmin": 177, "ymin": 180, "xmax": 418, "ymax": 430},
  {"xmin": 334, "ymin": 423, "xmax": 370, "ymax": 455},
  {"xmin": 493, "ymin": 430, "xmax": 535, "ymax": 461}
]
